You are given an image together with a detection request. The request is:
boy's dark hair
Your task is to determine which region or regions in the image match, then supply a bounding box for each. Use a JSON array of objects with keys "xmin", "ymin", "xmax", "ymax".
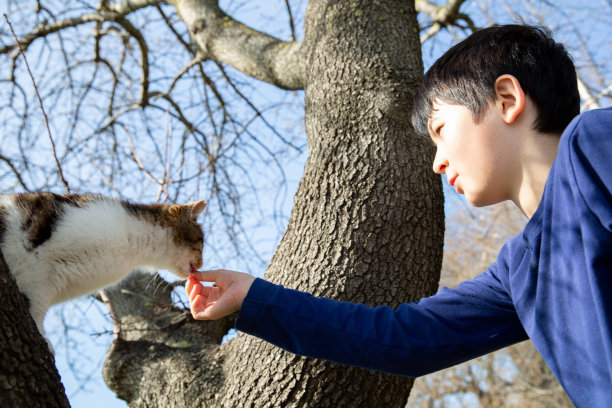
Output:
[{"xmin": 412, "ymin": 24, "xmax": 580, "ymax": 138}]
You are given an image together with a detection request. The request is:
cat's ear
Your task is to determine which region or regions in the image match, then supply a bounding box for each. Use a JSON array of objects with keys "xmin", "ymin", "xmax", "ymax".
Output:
[{"xmin": 186, "ymin": 200, "xmax": 207, "ymax": 220}]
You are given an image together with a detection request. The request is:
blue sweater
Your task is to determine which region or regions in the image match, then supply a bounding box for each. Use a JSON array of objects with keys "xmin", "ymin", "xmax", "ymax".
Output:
[{"xmin": 236, "ymin": 108, "xmax": 612, "ymax": 407}]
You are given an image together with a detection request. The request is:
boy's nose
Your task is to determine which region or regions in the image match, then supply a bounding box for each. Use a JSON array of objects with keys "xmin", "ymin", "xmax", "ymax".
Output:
[{"xmin": 432, "ymin": 151, "xmax": 448, "ymax": 174}]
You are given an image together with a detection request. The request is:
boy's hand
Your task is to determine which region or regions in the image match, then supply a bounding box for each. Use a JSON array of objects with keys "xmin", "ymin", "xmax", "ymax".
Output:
[{"xmin": 185, "ymin": 269, "xmax": 255, "ymax": 320}]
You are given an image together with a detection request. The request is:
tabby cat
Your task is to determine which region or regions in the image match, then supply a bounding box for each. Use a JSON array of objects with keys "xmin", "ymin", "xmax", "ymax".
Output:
[{"xmin": 0, "ymin": 192, "xmax": 205, "ymax": 338}]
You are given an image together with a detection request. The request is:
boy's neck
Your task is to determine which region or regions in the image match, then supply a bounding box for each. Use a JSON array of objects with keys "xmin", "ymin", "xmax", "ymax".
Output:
[{"xmin": 513, "ymin": 130, "xmax": 561, "ymax": 218}]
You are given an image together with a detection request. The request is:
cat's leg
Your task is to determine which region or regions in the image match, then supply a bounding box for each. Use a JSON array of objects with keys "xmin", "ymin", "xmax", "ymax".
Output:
[
  {"xmin": 25, "ymin": 294, "xmax": 55, "ymax": 354},
  {"xmin": 7, "ymin": 261, "xmax": 55, "ymax": 352}
]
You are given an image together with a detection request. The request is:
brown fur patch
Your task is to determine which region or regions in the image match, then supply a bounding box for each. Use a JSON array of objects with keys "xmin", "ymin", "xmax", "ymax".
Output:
[
  {"xmin": 121, "ymin": 200, "xmax": 205, "ymax": 267},
  {"xmin": 13, "ymin": 193, "xmax": 101, "ymax": 249}
]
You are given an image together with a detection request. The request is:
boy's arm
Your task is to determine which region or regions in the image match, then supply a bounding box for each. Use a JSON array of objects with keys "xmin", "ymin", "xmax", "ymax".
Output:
[{"xmin": 196, "ymin": 266, "xmax": 527, "ymax": 377}]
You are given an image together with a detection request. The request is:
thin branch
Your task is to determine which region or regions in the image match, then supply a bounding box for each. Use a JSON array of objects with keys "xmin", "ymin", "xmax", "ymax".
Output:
[
  {"xmin": 4, "ymin": 14, "xmax": 70, "ymax": 193},
  {"xmin": 126, "ymin": 126, "xmax": 164, "ymax": 185},
  {"xmin": 156, "ymin": 3, "xmax": 194, "ymax": 53},
  {"xmin": 114, "ymin": 16, "xmax": 150, "ymax": 106},
  {"xmin": 0, "ymin": 153, "xmax": 30, "ymax": 191},
  {"xmin": 97, "ymin": 289, "xmax": 123, "ymax": 341},
  {"xmin": 577, "ymin": 75, "xmax": 601, "ymax": 110},
  {"xmin": 416, "ymin": 0, "xmax": 475, "ymax": 43},
  {"xmin": 284, "ymin": 0, "xmax": 296, "ymax": 42},
  {"xmin": 0, "ymin": 0, "xmax": 163, "ymax": 56},
  {"xmin": 216, "ymin": 62, "xmax": 304, "ymax": 153}
]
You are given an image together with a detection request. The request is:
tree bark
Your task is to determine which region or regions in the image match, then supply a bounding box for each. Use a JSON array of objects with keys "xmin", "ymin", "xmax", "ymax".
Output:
[
  {"xmin": 102, "ymin": 1, "xmax": 444, "ymax": 406},
  {"xmin": 0, "ymin": 249, "xmax": 70, "ymax": 408},
  {"xmin": 101, "ymin": 271, "xmax": 237, "ymax": 407}
]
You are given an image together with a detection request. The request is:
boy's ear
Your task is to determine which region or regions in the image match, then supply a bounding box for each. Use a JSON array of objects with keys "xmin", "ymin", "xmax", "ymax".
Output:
[{"xmin": 494, "ymin": 74, "xmax": 525, "ymax": 124}]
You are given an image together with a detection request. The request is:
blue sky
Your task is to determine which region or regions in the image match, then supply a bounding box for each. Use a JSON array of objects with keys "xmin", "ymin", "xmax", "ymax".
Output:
[{"xmin": 3, "ymin": 0, "xmax": 611, "ymax": 407}]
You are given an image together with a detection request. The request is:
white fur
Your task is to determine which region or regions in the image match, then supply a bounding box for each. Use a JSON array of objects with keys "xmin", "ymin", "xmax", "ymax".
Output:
[{"xmin": 1, "ymin": 197, "xmax": 195, "ymax": 336}]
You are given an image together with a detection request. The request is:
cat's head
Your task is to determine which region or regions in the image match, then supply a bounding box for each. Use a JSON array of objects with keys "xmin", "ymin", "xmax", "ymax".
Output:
[{"xmin": 161, "ymin": 200, "xmax": 206, "ymax": 278}]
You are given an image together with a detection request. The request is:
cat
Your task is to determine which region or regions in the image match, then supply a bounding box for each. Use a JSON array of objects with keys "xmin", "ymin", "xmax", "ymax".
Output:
[{"xmin": 0, "ymin": 192, "xmax": 206, "ymax": 340}]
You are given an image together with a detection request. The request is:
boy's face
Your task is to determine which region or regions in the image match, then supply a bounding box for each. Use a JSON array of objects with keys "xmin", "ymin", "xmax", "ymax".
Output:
[{"xmin": 428, "ymin": 100, "xmax": 520, "ymax": 207}]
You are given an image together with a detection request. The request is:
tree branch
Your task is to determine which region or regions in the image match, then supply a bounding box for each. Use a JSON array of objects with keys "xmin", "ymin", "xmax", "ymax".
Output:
[
  {"xmin": 0, "ymin": 154, "xmax": 30, "ymax": 191},
  {"xmin": 0, "ymin": 0, "xmax": 163, "ymax": 55},
  {"xmin": 113, "ymin": 16, "xmax": 150, "ymax": 106},
  {"xmin": 416, "ymin": 0, "xmax": 475, "ymax": 42},
  {"xmin": 100, "ymin": 270, "xmax": 238, "ymax": 406},
  {"xmin": 4, "ymin": 14, "xmax": 71, "ymax": 193},
  {"xmin": 174, "ymin": 0, "xmax": 305, "ymax": 90}
]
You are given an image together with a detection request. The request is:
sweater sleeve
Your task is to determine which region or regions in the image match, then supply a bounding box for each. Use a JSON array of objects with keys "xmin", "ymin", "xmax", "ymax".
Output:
[{"xmin": 235, "ymin": 266, "xmax": 527, "ymax": 377}]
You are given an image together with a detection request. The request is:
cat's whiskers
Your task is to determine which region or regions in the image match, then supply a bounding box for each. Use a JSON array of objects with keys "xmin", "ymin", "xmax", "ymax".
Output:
[
  {"xmin": 144, "ymin": 273, "xmax": 158, "ymax": 293},
  {"xmin": 153, "ymin": 275, "xmax": 168, "ymax": 296}
]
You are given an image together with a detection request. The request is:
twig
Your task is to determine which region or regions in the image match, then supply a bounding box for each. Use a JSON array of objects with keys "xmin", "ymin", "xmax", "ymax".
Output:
[
  {"xmin": 4, "ymin": 14, "xmax": 71, "ymax": 193},
  {"xmin": 284, "ymin": 0, "xmax": 296, "ymax": 42},
  {"xmin": 0, "ymin": 153, "xmax": 30, "ymax": 191},
  {"xmin": 97, "ymin": 289, "xmax": 123, "ymax": 340}
]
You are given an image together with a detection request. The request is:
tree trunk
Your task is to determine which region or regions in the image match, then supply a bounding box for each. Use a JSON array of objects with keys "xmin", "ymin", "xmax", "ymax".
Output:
[
  {"xmin": 0, "ymin": 249, "xmax": 71, "ymax": 408},
  {"xmin": 103, "ymin": 1, "xmax": 444, "ymax": 406}
]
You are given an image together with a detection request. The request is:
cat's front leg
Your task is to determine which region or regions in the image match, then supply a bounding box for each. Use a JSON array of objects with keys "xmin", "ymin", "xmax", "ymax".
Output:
[{"xmin": 28, "ymin": 297, "xmax": 55, "ymax": 354}]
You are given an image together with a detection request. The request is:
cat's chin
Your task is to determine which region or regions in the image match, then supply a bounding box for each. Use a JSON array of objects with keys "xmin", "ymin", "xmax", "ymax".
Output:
[{"xmin": 172, "ymin": 262, "xmax": 200, "ymax": 279}]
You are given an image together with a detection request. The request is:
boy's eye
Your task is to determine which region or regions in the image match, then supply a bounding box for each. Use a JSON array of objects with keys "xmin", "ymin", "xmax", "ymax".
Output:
[{"xmin": 435, "ymin": 124, "xmax": 443, "ymax": 135}]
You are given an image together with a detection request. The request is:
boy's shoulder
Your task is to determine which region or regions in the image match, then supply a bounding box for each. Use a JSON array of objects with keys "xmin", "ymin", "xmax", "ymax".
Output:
[
  {"xmin": 559, "ymin": 107, "xmax": 612, "ymax": 225},
  {"xmin": 560, "ymin": 107, "xmax": 612, "ymax": 157},
  {"xmin": 566, "ymin": 107, "xmax": 612, "ymax": 136},
  {"xmin": 579, "ymin": 106, "xmax": 612, "ymax": 119}
]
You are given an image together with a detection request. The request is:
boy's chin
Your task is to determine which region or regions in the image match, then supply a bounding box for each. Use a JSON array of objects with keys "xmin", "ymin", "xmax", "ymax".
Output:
[{"xmin": 464, "ymin": 191, "xmax": 502, "ymax": 208}]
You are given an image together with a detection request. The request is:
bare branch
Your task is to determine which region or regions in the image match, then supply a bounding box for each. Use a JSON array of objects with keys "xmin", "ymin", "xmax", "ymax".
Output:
[
  {"xmin": 4, "ymin": 14, "xmax": 70, "ymax": 193},
  {"xmin": 284, "ymin": 0, "xmax": 297, "ymax": 42},
  {"xmin": 216, "ymin": 62, "xmax": 304, "ymax": 152},
  {"xmin": 0, "ymin": 153, "xmax": 30, "ymax": 191},
  {"xmin": 416, "ymin": 0, "xmax": 467, "ymax": 24},
  {"xmin": 113, "ymin": 16, "xmax": 150, "ymax": 106},
  {"xmin": 416, "ymin": 0, "xmax": 476, "ymax": 42},
  {"xmin": 578, "ymin": 75, "xmax": 601, "ymax": 110},
  {"xmin": 174, "ymin": 0, "xmax": 305, "ymax": 90},
  {"xmin": 96, "ymin": 289, "xmax": 123, "ymax": 341},
  {"xmin": 107, "ymin": 0, "xmax": 164, "ymax": 15},
  {"xmin": 0, "ymin": 0, "xmax": 163, "ymax": 55},
  {"xmin": 156, "ymin": 3, "xmax": 194, "ymax": 53}
]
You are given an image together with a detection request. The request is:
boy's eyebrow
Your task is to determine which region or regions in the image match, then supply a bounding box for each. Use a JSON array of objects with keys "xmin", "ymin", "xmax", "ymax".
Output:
[
  {"xmin": 427, "ymin": 120, "xmax": 435, "ymax": 136},
  {"xmin": 425, "ymin": 121, "xmax": 437, "ymax": 146},
  {"xmin": 427, "ymin": 109, "xmax": 440, "ymax": 135}
]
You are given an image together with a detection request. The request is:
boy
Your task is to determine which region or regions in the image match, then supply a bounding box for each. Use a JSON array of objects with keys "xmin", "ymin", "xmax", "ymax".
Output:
[{"xmin": 186, "ymin": 25, "xmax": 612, "ymax": 406}]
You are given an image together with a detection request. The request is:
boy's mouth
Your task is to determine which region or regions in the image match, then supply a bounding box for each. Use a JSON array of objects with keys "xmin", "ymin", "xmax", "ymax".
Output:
[{"xmin": 448, "ymin": 175, "xmax": 458, "ymax": 187}]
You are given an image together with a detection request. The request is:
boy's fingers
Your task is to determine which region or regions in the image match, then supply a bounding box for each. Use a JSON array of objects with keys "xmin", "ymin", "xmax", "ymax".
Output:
[
  {"xmin": 185, "ymin": 276, "xmax": 199, "ymax": 300},
  {"xmin": 185, "ymin": 275, "xmax": 196, "ymax": 295},
  {"xmin": 185, "ymin": 281, "xmax": 204, "ymax": 301},
  {"xmin": 191, "ymin": 282, "xmax": 204, "ymax": 302},
  {"xmin": 191, "ymin": 295, "xmax": 220, "ymax": 320},
  {"xmin": 200, "ymin": 285, "xmax": 215, "ymax": 299},
  {"xmin": 190, "ymin": 294, "xmax": 205, "ymax": 318},
  {"xmin": 190, "ymin": 269, "xmax": 221, "ymax": 283}
]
